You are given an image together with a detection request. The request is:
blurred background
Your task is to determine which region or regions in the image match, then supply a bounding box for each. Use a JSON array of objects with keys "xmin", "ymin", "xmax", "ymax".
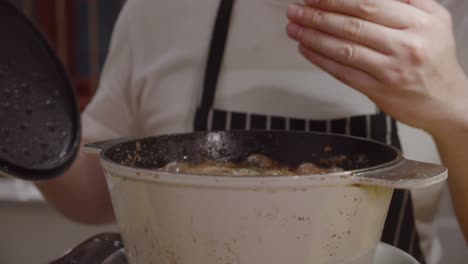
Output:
[
  {"xmin": 0, "ymin": 0, "xmax": 466, "ymax": 263},
  {"xmin": 5, "ymin": 0, "xmax": 125, "ymax": 110}
]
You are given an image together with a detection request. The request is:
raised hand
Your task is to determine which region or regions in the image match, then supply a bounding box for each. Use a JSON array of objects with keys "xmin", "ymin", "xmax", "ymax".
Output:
[{"xmin": 286, "ymin": 0, "xmax": 468, "ymax": 135}]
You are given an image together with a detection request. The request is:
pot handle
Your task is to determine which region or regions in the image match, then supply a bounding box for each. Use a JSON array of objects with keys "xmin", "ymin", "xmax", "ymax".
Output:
[
  {"xmin": 82, "ymin": 137, "xmax": 136, "ymax": 155},
  {"xmin": 353, "ymin": 159, "xmax": 447, "ymax": 189}
]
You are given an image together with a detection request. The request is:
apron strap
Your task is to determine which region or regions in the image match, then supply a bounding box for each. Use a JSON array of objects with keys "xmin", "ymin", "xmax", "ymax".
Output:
[{"xmin": 194, "ymin": 0, "xmax": 235, "ymax": 131}]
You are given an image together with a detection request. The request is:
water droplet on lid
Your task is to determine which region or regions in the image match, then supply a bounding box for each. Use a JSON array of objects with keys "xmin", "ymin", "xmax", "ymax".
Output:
[
  {"xmin": 19, "ymin": 122, "xmax": 30, "ymax": 130},
  {"xmin": 59, "ymin": 151, "xmax": 67, "ymax": 158},
  {"xmin": 13, "ymin": 89, "xmax": 20, "ymax": 96},
  {"xmin": 45, "ymin": 99, "xmax": 56, "ymax": 109},
  {"xmin": 21, "ymin": 82, "xmax": 31, "ymax": 94},
  {"xmin": 60, "ymin": 131, "xmax": 68, "ymax": 138},
  {"xmin": 0, "ymin": 102, "xmax": 10, "ymax": 111},
  {"xmin": 40, "ymin": 154, "xmax": 48, "ymax": 162},
  {"xmin": 2, "ymin": 89, "xmax": 11, "ymax": 97},
  {"xmin": 23, "ymin": 150, "xmax": 31, "ymax": 157},
  {"xmin": 1, "ymin": 128, "xmax": 9, "ymax": 136},
  {"xmin": 46, "ymin": 121, "xmax": 56, "ymax": 132},
  {"xmin": 0, "ymin": 65, "xmax": 7, "ymax": 75}
]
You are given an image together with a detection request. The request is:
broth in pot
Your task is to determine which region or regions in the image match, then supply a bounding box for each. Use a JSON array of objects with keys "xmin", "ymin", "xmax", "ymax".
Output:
[{"xmin": 159, "ymin": 154, "xmax": 344, "ymax": 176}]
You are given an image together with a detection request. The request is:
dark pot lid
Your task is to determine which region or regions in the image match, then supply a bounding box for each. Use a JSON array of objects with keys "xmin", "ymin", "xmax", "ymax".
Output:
[{"xmin": 0, "ymin": 0, "xmax": 81, "ymax": 180}]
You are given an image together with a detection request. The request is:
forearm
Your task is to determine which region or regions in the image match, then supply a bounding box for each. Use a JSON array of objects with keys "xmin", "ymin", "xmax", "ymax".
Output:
[
  {"xmin": 432, "ymin": 126, "xmax": 468, "ymax": 241},
  {"xmin": 35, "ymin": 142, "xmax": 115, "ymax": 225}
]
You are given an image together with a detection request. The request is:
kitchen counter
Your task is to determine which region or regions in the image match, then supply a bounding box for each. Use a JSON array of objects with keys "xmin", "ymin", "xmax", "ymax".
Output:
[
  {"xmin": 0, "ymin": 178, "xmax": 117, "ymax": 264},
  {"xmin": 0, "ymin": 177, "xmax": 44, "ymax": 203}
]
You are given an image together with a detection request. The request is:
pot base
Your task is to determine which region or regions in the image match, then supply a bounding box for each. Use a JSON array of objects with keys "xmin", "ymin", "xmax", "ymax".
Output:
[{"xmin": 51, "ymin": 233, "xmax": 419, "ymax": 264}]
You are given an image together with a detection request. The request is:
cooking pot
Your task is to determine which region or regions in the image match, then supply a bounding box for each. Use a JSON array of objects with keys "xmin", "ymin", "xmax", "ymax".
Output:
[{"xmin": 84, "ymin": 130, "xmax": 447, "ymax": 264}]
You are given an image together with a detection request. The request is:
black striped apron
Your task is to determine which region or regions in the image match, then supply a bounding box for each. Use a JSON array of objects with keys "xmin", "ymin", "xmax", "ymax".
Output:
[{"xmin": 194, "ymin": 0, "xmax": 426, "ymax": 262}]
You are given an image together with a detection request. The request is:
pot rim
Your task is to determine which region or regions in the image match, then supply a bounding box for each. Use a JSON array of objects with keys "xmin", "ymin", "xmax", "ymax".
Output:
[
  {"xmin": 101, "ymin": 157, "xmax": 374, "ymax": 189},
  {"xmin": 98, "ymin": 131, "xmax": 410, "ymax": 188}
]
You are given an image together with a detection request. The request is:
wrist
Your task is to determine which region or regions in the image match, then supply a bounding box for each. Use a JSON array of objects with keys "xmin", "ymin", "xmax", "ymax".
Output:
[
  {"xmin": 429, "ymin": 118, "xmax": 468, "ymax": 145},
  {"xmin": 428, "ymin": 110, "xmax": 468, "ymax": 140},
  {"xmin": 426, "ymin": 75, "xmax": 468, "ymax": 140}
]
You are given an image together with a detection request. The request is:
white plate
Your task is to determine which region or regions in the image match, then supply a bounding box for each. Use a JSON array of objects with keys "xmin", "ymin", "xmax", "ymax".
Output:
[
  {"xmin": 375, "ymin": 243, "xmax": 419, "ymax": 264},
  {"xmin": 102, "ymin": 242, "xmax": 420, "ymax": 264}
]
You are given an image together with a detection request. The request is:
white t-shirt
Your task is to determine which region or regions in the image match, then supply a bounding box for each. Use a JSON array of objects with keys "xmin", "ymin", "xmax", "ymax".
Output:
[{"xmin": 82, "ymin": 1, "xmax": 468, "ymax": 263}]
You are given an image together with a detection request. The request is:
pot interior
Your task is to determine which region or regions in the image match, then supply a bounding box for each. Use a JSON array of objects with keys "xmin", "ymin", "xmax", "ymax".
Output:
[{"xmin": 102, "ymin": 131, "xmax": 400, "ymax": 173}]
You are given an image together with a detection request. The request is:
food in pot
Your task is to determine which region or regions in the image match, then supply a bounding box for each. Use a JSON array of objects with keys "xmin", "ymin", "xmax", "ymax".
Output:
[{"xmin": 159, "ymin": 154, "xmax": 344, "ymax": 176}]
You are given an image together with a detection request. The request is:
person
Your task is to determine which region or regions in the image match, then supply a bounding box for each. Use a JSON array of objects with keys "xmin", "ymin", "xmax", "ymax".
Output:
[
  {"xmin": 35, "ymin": 0, "xmax": 468, "ymax": 263},
  {"xmin": 285, "ymin": 0, "xmax": 468, "ymax": 260}
]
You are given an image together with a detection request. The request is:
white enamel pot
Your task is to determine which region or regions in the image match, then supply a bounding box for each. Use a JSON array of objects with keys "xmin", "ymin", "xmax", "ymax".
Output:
[{"xmin": 84, "ymin": 131, "xmax": 447, "ymax": 264}]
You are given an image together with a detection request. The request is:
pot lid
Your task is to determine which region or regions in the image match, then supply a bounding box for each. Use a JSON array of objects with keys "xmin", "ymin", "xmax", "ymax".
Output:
[{"xmin": 0, "ymin": 0, "xmax": 80, "ymax": 180}]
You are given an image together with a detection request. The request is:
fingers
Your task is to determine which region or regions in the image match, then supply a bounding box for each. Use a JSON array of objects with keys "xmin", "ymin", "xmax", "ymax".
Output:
[
  {"xmin": 287, "ymin": 22, "xmax": 391, "ymax": 82},
  {"xmin": 303, "ymin": 0, "xmax": 428, "ymax": 29},
  {"xmin": 287, "ymin": 4, "xmax": 400, "ymax": 54},
  {"xmin": 297, "ymin": 44, "xmax": 378, "ymax": 96}
]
